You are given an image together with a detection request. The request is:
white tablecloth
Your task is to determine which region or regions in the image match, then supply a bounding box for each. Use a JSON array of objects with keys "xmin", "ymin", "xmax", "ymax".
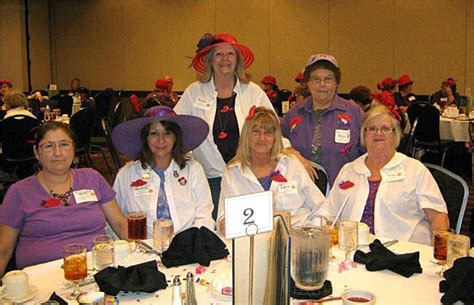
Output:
[
  {"xmin": 18, "ymin": 237, "xmax": 449, "ymax": 305},
  {"xmin": 440, "ymin": 117, "xmax": 470, "ymax": 142}
]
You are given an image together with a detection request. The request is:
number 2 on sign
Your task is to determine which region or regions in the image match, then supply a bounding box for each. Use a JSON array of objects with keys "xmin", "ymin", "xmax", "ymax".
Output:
[{"xmin": 243, "ymin": 208, "xmax": 255, "ymax": 225}]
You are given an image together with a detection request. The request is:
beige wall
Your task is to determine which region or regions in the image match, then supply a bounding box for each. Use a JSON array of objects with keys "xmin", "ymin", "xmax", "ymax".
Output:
[{"xmin": 3, "ymin": 0, "xmax": 474, "ymax": 95}]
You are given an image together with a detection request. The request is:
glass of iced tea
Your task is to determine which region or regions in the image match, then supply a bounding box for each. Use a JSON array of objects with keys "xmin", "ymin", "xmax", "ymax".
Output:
[
  {"xmin": 63, "ymin": 243, "xmax": 87, "ymax": 299},
  {"xmin": 433, "ymin": 228, "xmax": 453, "ymax": 276},
  {"xmin": 128, "ymin": 211, "xmax": 147, "ymax": 252},
  {"xmin": 324, "ymin": 217, "xmax": 338, "ymax": 261}
]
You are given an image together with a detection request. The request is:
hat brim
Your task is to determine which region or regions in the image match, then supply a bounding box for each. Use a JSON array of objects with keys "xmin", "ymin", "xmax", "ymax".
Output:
[
  {"xmin": 398, "ymin": 81, "xmax": 413, "ymax": 86},
  {"xmin": 111, "ymin": 115, "xmax": 209, "ymax": 160},
  {"xmin": 191, "ymin": 42, "xmax": 254, "ymax": 73}
]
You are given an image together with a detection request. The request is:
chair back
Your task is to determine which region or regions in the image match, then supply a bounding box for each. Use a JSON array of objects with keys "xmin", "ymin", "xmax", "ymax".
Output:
[
  {"xmin": 70, "ymin": 107, "xmax": 94, "ymax": 149},
  {"xmin": 51, "ymin": 94, "xmax": 73, "ymax": 116},
  {"xmin": 310, "ymin": 161, "xmax": 330, "ymax": 197},
  {"xmin": 424, "ymin": 163, "xmax": 468, "ymax": 234},
  {"xmin": 398, "ymin": 118, "xmax": 418, "ymax": 156},
  {"xmin": 407, "ymin": 102, "xmax": 441, "ymax": 143},
  {"xmin": 1, "ymin": 115, "xmax": 39, "ymax": 161},
  {"xmin": 94, "ymin": 88, "xmax": 115, "ymax": 118},
  {"xmin": 101, "ymin": 117, "xmax": 122, "ymax": 171}
]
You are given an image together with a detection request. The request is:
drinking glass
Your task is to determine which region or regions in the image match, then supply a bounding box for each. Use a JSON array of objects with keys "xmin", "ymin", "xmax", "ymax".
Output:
[
  {"xmin": 447, "ymin": 233, "xmax": 471, "ymax": 268},
  {"xmin": 127, "ymin": 211, "xmax": 147, "ymax": 252},
  {"xmin": 324, "ymin": 217, "xmax": 338, "ymax": 261},
  {"xmin": 432, "ymin": 228, "xmax": 453, "ymax": 276},
  {"xmin": 153, "ymin": 219, "xmax": 174, "ymax": 255},
  {"xmin": 338, "ymin": 220, "xmax": 358, "ymax": 263},
  {"xmin": 63, "ymin": 243, "xmax": 87, "ymax": 300},
  {"xmin": 92, "ymin": 235, "xmax": 114, "ymax": 271}
]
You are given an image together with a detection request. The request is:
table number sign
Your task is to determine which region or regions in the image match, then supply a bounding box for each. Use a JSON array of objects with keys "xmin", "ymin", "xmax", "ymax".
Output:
[{"xmin": 224, "ymin": 191, "xmax": 273, "ymax": 239}]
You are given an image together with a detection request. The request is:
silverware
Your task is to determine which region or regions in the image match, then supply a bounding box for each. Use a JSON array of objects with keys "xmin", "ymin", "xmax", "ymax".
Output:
[
  {"xmin": 138, "ymin": 240, "xmax": 162, "ymax": 257},
  {"xmin": 382, "ymin": 239, "xmax": 399, "ymax": 247}
]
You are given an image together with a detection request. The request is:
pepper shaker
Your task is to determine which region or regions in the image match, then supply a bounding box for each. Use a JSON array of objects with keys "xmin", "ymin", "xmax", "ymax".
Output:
[{"xmin": 185, "ymin": 272, "xmax": 197, "ymax": 305}]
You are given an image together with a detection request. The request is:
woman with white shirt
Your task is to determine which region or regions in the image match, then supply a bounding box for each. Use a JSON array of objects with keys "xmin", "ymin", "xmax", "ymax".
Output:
[
  {"xmin": 174, "ymin": 33, "xmax": 275, "ymax": 220},
  {"xmin": 321, "ymin": 105, "xmax": 449, "ymax": 245},
  {"xmin": 112, "ymin": 106, "xmax": 215, "ymax": 238},
  {"xmin": 217, "ymin": 107, "xmax": 325, "ymax": 233}
]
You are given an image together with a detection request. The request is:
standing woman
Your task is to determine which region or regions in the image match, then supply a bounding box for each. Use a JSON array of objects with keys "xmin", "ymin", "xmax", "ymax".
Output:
[
  {"xmin": 174, "ymin": 33, "xmax": 275, "ymax": 219},
  {"xmin": 281, "ymin": 54, "xmax": 364, "ymax": 187}
]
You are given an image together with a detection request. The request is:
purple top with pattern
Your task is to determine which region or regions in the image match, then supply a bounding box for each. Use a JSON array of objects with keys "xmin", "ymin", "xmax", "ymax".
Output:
[
  {"xmin": 0, "ymin": 168, "xmax": 115, "ymax": 269},
  {"xmin": 257, "ymin": 176, "xmax": 272, "ymax": 191},
  {"xmin": 360, "ymin": 179, "xmax": 381, "ymax": 234},
  {"xmin": 281, "ymin": 95, "xmax": 365, "ymax": 187}
]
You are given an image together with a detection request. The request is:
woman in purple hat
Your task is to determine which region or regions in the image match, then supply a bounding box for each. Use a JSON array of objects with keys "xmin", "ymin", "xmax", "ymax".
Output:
[
  {"xmin": 174, "ymin": 33, "xmax": 276, "ymax": 220},
  {"xmin": 112, "ymin": 106, "xmax": 215, "ymax": 238}
]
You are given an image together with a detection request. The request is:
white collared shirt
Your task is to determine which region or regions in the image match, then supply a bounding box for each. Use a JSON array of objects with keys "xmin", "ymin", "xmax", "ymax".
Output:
[
  {"xmin": 113, "ymin": 159, "xmax": 215, "ymax": 237},
  {"xmin": 174, "ymin": 78, "xmax": 275, "ymax": 178},
  {"xmin": 217, "ymin": 154, "xmax": 325, "ymax": 227},
  {"xmin": 321, "ymin": 152, "xmax": 448, "ymax": 245},
  {"xmin": 4, "ymin": 107, "xmax": 37, "ymax": 120}
]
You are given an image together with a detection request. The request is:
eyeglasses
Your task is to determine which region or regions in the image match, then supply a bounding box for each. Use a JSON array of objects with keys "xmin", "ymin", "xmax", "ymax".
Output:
[
  {"xmin": 365, "ymin": 126, "xmax": 395, "ymax": 134},
  {"xmin": 39, "ymin": 141, "xmax": 74, "ymax": 152},
  {"xmin": 309, "ymin": 76, "xmax": 335, "ymax": 84}
]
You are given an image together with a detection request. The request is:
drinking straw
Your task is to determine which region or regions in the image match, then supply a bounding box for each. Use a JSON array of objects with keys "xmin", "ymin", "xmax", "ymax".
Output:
[{"xmin": 330, "ymin": 196, "xmax": 349, "ymax": 230}]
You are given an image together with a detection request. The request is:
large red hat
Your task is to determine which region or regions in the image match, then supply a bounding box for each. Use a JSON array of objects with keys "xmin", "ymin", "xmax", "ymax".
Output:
[
  {"xmin": 397, "ymin": 74, "xmax": 413, "ymax": 86},
  {"xmin": 294, "ymin": 72, "xmax": 304, "ymax": 82},
  {"xmin": 191, "ymin": 33, "xmax": 254, "ymax": 73},
  {"xmin": 377, "ymin": 77, "xmax": 397, "ymax": 90},
  {"xmin": 261, "ymin": 75, "xmax": 277, "ymax": 86},
  {"xmin": 0, "ymin": 79, "xmax": 13, "ymax": 87},
  {"xmin": 155, "ymin": 79, "xmax": 170, "ymax": 91}
]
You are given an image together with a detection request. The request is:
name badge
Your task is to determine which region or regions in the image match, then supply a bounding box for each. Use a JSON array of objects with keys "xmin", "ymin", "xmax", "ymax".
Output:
[
  {"xmin": 440, "ymin": 97, "xmax": 448, "ymax": 102},
  {"xmin": 381, "ymin": 166, "xmax": 405, "ymax": 182},
  {"xmin": 277, "ymin": 180, "xmax": 297, "ymax": 195},
  {"xmin": 73, "ymin": 189, "xmax": 98, "ymax": 204},
  {"xmin": 408, "ymin": 96, "xmax": 416, "ymax": 102},
  {"xmin": 133, "ymin": 186, "xmax": 155, "ymax": 197},
  {"xmin": 335, "ymin": 129, "xmax": 350, "ymax": 144},
  {"xmin": 194, "ymin": 96, "xmax": 212, "ymax": 111}
]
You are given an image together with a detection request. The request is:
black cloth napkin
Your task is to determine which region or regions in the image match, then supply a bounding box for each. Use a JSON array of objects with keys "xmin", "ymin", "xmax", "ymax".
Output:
[
  {"xmin": 353, "ymin": 239, "xmax": 422, "ymax": 278},
  {"xmin": 93, "ymin": 261, "xmax": 167, "ymax": 296},
  {"xmin": 161, "ymin": 226, "xmax": 229, "ymax": 268},
  {"xmin": 439, "ymin": 257, "xmax": 474, "ymax": 304},
  {"xmin": 49, "ymin": 292, "xmax": 68, "ymax": 305}
]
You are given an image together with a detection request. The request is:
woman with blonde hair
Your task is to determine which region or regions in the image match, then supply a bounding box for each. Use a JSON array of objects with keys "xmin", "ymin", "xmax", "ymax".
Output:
[{"xmin": 217, "ymin": 106, "xmax": 325, "ymax": 233}]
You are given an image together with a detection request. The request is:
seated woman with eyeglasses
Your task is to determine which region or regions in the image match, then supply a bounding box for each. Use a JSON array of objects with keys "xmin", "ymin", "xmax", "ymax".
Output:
[
  {"xmin": 0, "ymin": 121, "xmax": 128, "ymax": 276},
  {"xmin": 320, "ymin": 105, "xmax": 449, "ymax": 245}
]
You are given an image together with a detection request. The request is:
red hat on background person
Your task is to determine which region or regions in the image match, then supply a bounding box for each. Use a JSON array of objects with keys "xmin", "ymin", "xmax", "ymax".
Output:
[
  {"xmin": 261, "ymin": 75, "xmax": 277, "ymax": 86},
  {"xmin": 155, "ymin": 79, "xmax": 171, "ymax": 91},
  {"xmin": 0, "ymin": 79, "xmax": 13, "ymax": 87},
  {"xmin": 371, "ymin": 91, "xmax": 401, "ymax": 121},
  {"xmin": 377, "ymin": 77, "xmax": 397, "ymax": 91},
  {"xmin": 191, "ymin": 33, "xmax": 254, "ymax": 73},
  {"xmin": 397, "ymin": 74, "xmax": 413, "ymax": 87},
  {"xmin": 164, "ymin": 76, "xmax": 173, "ymax": 84},
  {"xmin": 294, "ymin": 72, "xmax": 304, "ymax": 83}
]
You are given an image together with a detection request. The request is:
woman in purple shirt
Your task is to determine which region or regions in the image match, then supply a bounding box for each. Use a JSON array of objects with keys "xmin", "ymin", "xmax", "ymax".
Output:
[
  {"xmin": 0, "ymin": 122, "xmax": 128, "ymax": 276},
  {"xmin": 281, "ymin": 54, "xmax": 364, "ymax": 187}
]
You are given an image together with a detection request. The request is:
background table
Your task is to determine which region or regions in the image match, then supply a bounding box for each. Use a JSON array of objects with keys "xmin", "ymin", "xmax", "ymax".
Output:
[{"xmin": 440, "ymin": 117, "xmax": 470, "ymax": 142}]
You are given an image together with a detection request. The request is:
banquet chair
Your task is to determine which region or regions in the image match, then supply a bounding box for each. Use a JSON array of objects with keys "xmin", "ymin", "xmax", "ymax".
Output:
[
  {"xmin": 310, "ymin": 161, "xmax": 330, "ymax": 197},
  {"xmin": 69, "ymin": 107, "xmax": 112, "ymax": 175},
  {"xmin": 398, "ymin": 118, "xmax": 418, "ymax": 156},
  {"xmin": 407, "ymin": 102, "xmax": 454, "ymax": 167},
  {"xmin": 101, "ymin": 117, "xmax": 122, "ymax": 174},
  {"xmin": 51, "ymin": 94, "xmax": 73, "ymax": 117},
  {"xmin": 0, "ymin": 115, "xmax": 40, "ymax": 181},
  {"xmin": 424, "ymin": 163, "xmax": 468, "ymax": 234},
  {"xmin": 94, "ymin": 88, "xmax": 115, "ymax": 119}
]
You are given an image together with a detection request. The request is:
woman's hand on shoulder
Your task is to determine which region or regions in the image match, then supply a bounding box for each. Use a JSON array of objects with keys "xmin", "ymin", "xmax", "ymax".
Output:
[{"xmin": 289, "ymin": 148, "xmax": 318, "ymax": 181}]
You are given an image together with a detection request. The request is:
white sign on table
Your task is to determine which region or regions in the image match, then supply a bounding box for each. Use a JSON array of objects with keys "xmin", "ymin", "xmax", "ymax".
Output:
[{"xmin": 224, "ymin": 191, "xmax": 273, "ymax": 239}]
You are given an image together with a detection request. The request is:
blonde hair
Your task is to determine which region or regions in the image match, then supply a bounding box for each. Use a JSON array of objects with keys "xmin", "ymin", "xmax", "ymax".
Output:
[
  {"xmin": 229, "ymin": 107, "xmax": 287, "ymax": 169},
  {"xmin": 197, "ymin": 44, "xmax": 249, "ymax": 84},
  {"xmin": 360, "ymin": 105, "xmax": 401, "ymax": 148}
]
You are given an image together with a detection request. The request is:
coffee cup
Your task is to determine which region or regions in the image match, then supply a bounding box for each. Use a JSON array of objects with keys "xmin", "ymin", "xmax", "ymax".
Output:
[
  {"xmin": 114, "ymin": 240, "xmax": 131, "ymax": 266},
  {"xmin": 342, "ymin": 289, "xmax": 376, "ymax": 305},
  {"xmin": 358, "ymin": 223, "xmax": 370, "ymax": 246},
  {"xmin": 0, "ymin": 270, "xmax": 30, "ymax": 300}
]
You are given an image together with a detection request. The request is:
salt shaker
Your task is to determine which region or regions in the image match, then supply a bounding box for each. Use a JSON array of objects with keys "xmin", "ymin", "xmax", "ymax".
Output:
[
  {"xmin": 185, "ymin": 272, "xmax": 197, "ymax": 305},
  {"xmin": 171, "ymin": 276, "xmax": 183, "ymax": 305}
]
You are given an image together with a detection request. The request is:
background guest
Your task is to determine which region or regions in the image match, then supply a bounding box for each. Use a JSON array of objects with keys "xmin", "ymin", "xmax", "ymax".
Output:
[
  {"xmin": 112, "ymin": 106, "xmax": 215, "ymax": 237},
  {"xmin": 430, "ymin": 77, "xmax": 460, "ymax": 111},
  {"xmin": 376, "ymin": 76, "xmax": 397, "ymax": 94},
  {"xmin": 0, "ymin": 121, "xmax": 128, "ymax": 276},
  {"xmin": 394, "ymin": 74, "xmax": 417, "ymax": 112},
  {"xmin": 164, "ymin": 75, "xmax": 179, "ymax": 103},
  {"xmin": 261, "ymin": 75, "xmax": 284, "ymax": 116},
  {"xmin": 281, "ymin": 54, "xmax": 364, "ymax": 186},
  {"xmin": 174, "ymin": 33, "xmax": 275, "ymax": 220},
  {"xmin": 217, "ymin": 107, "xmax": 325, "ymax": 233},
  {"xmin": 321, "ymin": 105, "xmax": 448, "ymax": 245},
  {"xmin": 2, "ymin": 91, "xmax": 37, "ymax": 120},
  {"xmin": 350, "ymin": 85, "xmax": 372, "ymax": 112}
]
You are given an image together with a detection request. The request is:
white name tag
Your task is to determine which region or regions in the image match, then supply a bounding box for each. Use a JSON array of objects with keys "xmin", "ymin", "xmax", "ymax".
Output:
[
  {"xmin": 281, "ymin": 101, "xmax": 290, "ymax": 114},
  {"xmin": 440, "ymin": 97, "xmax": 448, "ymax": 102},
  {"xmin": 277, "ymin": 180, "xmax": 297, "ymax": 195},
  {"xmin": 73, "ymin": 189, "xmax": 98, "ymax": 204},
  {"xmin": 381, "ymin": 166, "xmax": 405, "ymax": 182},
  {"xmin": 194, "ymin": 96, "xmax": 212, "ymax": 111},
  {"xmin": 224, "ymin": 191, "xmax": 273, "ymax": 239},
  {"xmin": 335, "ymin": 129, "xmax": 350, "ymax": 144},
  {"xmin": 133, "ymin": 186, "xmax": 155, "ymax": 197},
  {"xmin": 408, "ymin": 96, "xmax": 416, "ymax": 101}
]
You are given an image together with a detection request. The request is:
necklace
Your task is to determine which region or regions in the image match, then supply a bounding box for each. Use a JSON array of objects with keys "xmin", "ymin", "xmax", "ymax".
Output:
[
  {"xmin": 216, "ymin": 94, "xmax": 235, "ymax": 140},
  {"xmin": 40, "ymin": 171, "xmax": 73, "ymax": 206}
]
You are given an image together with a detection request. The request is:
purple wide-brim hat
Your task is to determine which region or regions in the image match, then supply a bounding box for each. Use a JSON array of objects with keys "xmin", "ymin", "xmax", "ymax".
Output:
[{"xmin": 111, "ymin": 106, "xmax": 209, "ymax": 160}]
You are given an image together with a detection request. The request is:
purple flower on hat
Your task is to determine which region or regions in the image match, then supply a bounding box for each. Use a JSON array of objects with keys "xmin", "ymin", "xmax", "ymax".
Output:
[
  {"xmin": 196, "ymin": 33, "xmax": 215, "ymax": 53},
  {"xmin": 144, "ymin": 106, "xmax": 177, "ymax": 118}
]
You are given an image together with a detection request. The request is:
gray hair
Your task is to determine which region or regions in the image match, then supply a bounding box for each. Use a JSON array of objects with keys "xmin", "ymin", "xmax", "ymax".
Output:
[
  {"xmin": 6, "ymin": 91, "xmax": 28, "ymax": 109},
  {"xmin": 360, "ymin": 105, "xmax": 401, "ymax": 148}
]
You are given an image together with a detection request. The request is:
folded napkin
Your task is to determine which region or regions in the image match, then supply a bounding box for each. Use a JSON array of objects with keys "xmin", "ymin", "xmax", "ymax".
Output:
[
  {"xmin": 439, "ymin": 257, "xmax": 474, "ymax": 304},
  {"xmin": 94, "ymin": 261, "xmax": 167, "ymax": 296},
  {"xmin": 161, "ymin": 226, "xmax": 229, "ymax": 268},
  {"xmin": 443, "ymin": 106, "xmax": 459, "ymax": 118},
  {"xmin": 49, "ymin": 292, "xmax": 68, "ymax": 305},
  {"xmin": 353, "ymin": 239, "xmax": 422, "ymax": 278}
]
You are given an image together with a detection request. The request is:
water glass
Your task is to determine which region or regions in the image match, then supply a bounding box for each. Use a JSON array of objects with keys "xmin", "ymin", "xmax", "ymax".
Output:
[
  {"xmin": 92, "ymin": 235, "xmax": 114, "ymax": 271},
  {"xmin": 153, "ymin": 219, "xmax": 174, "ymax": 254},
  {"xmin": 338, "ymin": 220, "xmax": 358, "ymax": 263},
  {"xmin": 63, "ymin": 243, "xmax": 87, "ymax": 299},
  {"xmin": 291, "ymin": 226, "xmax": 329, "ymax": 290},
  {"xmin": 447, "ymin": 234, "xmax": 471, "ymax": 268}
]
